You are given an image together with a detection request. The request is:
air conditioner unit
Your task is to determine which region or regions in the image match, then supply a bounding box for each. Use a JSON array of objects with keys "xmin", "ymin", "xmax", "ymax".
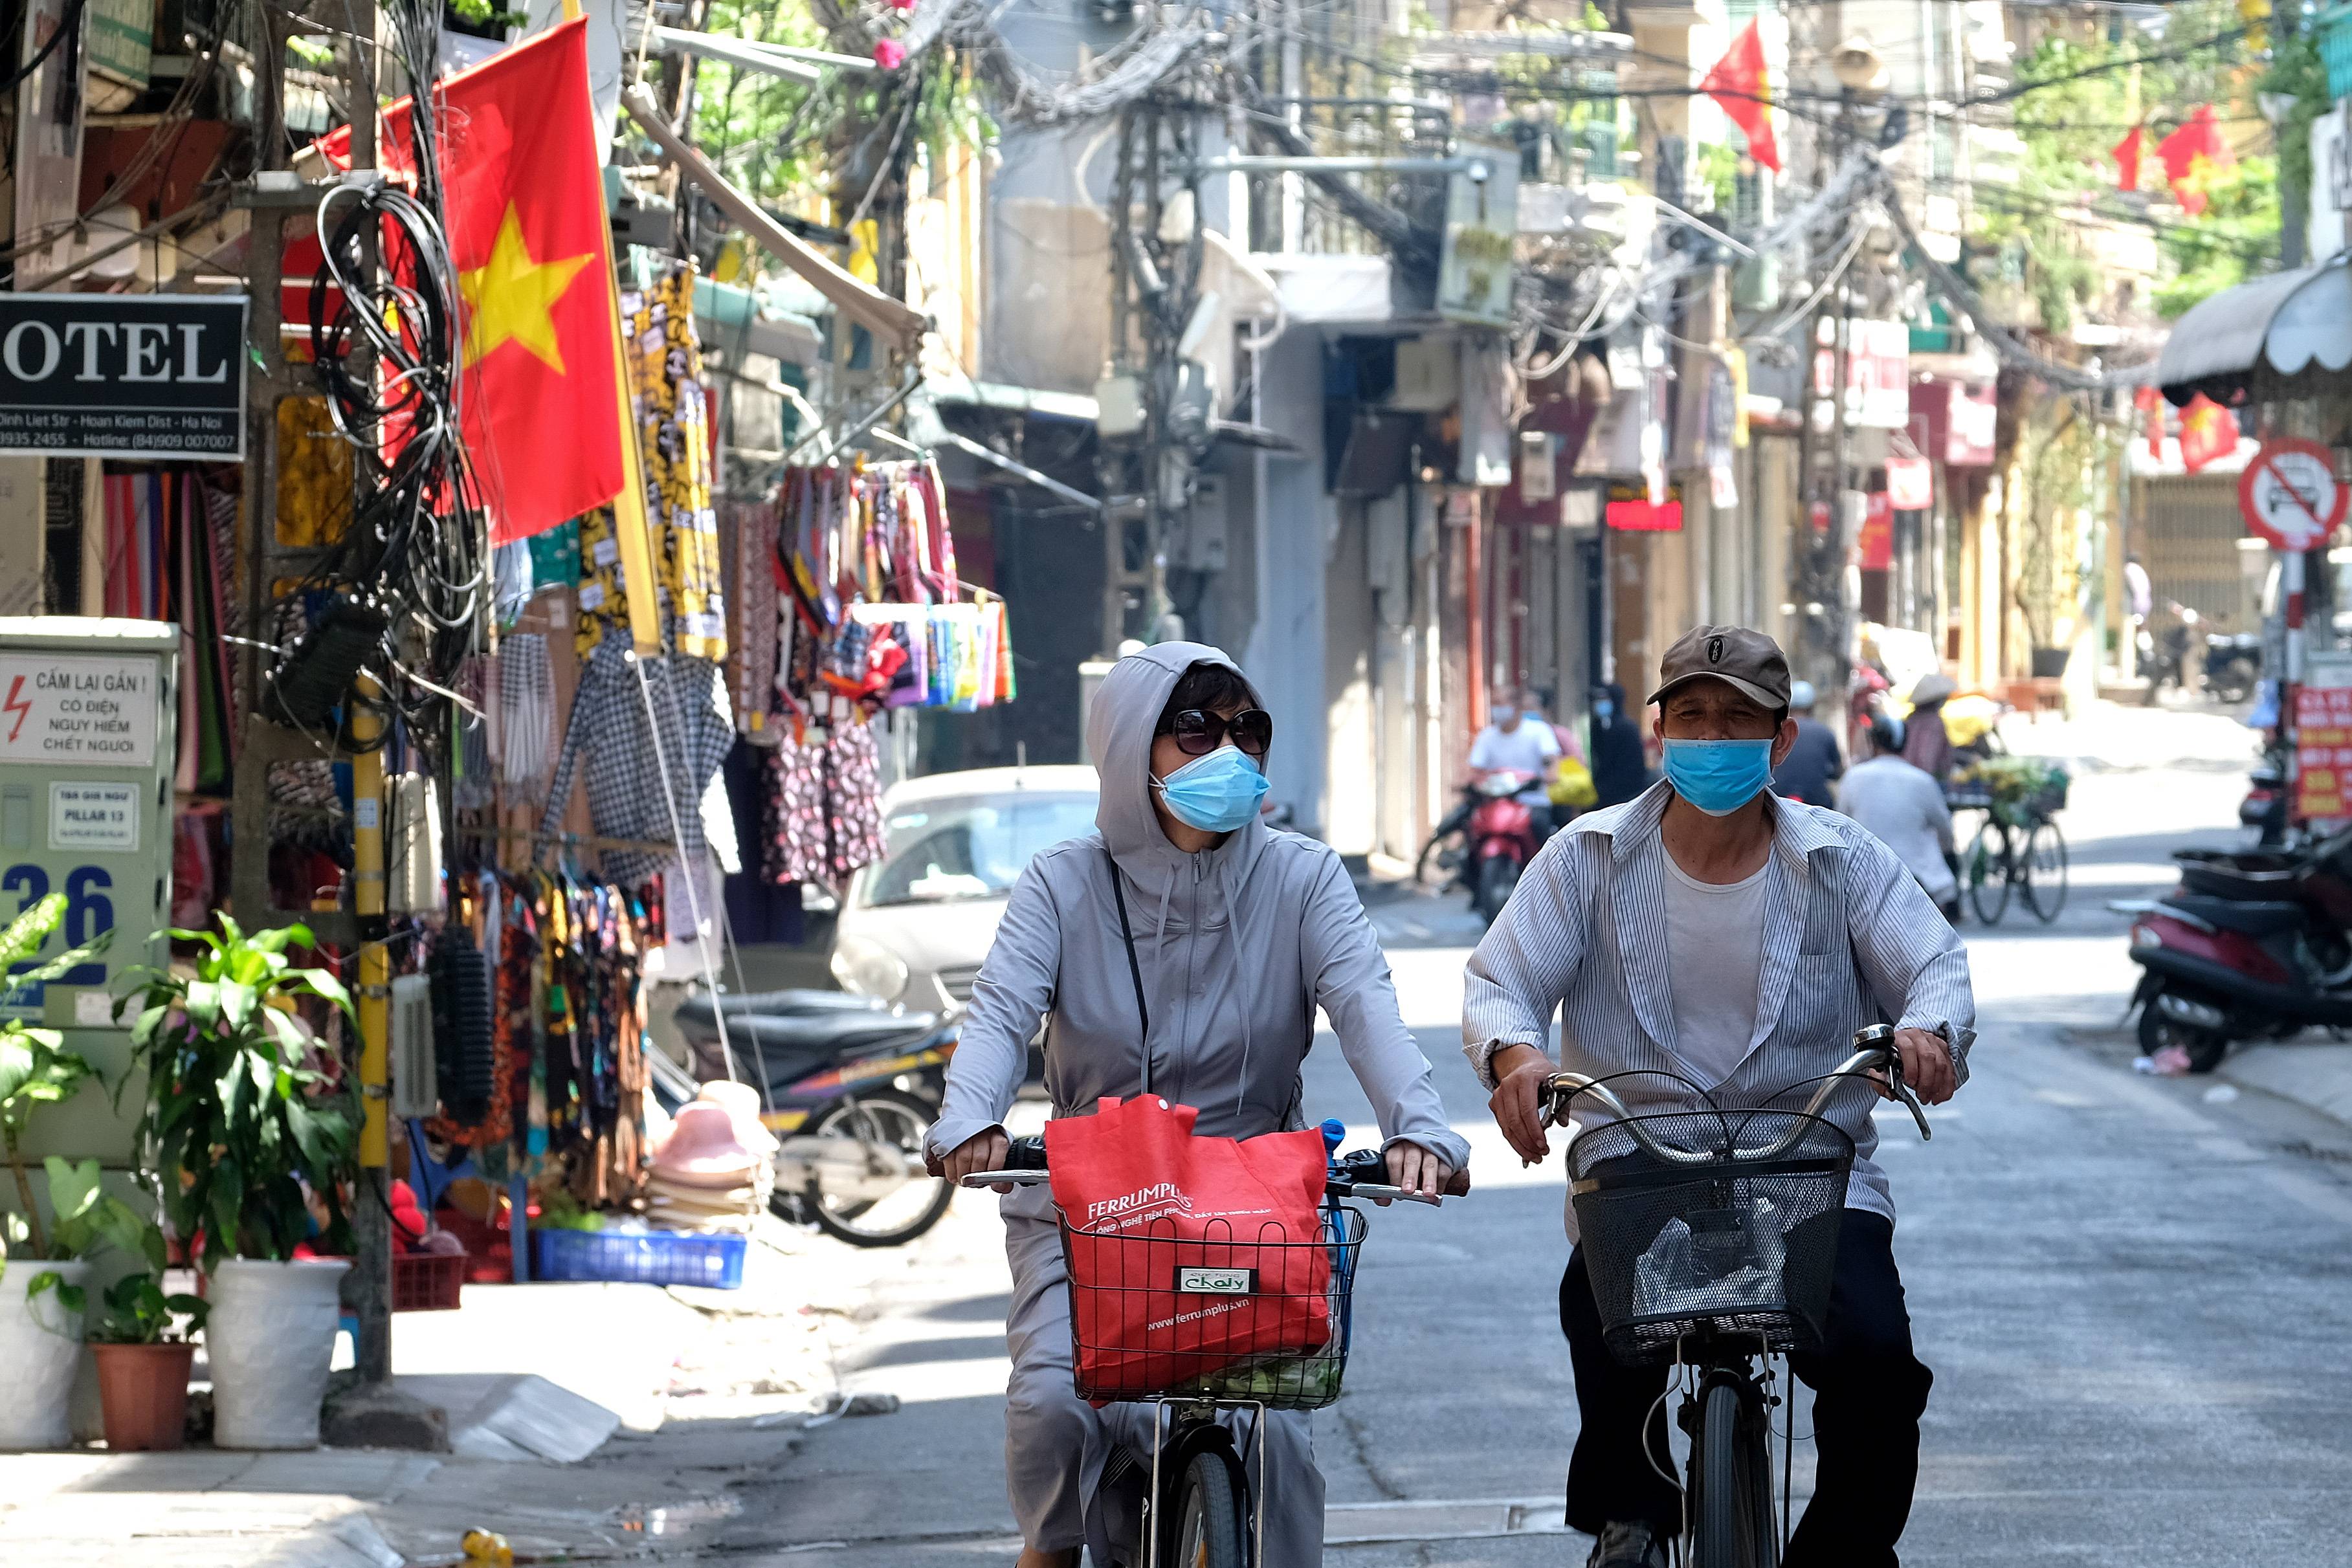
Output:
[{"xmin": 390, "ymin": 974, "xmax": 436, "ymax": 1121}]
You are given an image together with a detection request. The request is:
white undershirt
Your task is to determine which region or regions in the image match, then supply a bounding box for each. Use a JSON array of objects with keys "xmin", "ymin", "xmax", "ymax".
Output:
[{"xmin": 1659, "ymin": 851, "xmax": 1770, "ymax": 1088}]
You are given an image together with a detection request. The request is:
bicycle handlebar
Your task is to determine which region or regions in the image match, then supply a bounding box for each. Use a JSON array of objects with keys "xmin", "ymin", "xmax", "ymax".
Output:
[
  {"xmin": 1538, "ymin": 1024, "xmax": 1934, "ymax": 1167},
  {"xmin": 957, "ymin": 1137, "xmax": 1448, "ymax": 1204}
]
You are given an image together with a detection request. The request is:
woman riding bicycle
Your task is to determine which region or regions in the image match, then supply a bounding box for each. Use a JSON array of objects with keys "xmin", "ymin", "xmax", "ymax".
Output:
[{"xmin": 927, "ymin": 643, "xmax": 1470, "ymax": 1568}]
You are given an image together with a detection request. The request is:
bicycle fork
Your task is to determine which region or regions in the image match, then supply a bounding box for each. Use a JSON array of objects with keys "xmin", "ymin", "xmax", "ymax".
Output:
[{"xmin": 1140, "ymin": 1397, "xmax": 1268, "ymax": 1568}]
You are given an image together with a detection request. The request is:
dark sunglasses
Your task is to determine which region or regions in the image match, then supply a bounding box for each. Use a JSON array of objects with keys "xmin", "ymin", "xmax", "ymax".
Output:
[{"xmin": 1160, "ymin": 707, "xmax": 1274, "ymax": 758}]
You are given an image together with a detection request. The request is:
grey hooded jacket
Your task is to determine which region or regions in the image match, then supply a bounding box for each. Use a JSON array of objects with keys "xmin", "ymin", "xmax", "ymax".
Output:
[{"xmin": 924, "ymin": 642, "xmax": 1469, "ymax": 1172}]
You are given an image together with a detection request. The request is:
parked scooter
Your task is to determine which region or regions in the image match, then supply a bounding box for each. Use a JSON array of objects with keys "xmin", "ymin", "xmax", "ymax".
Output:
[
  {"xmin": 2241, "ymin": 754, "xmax": 2287, "ymax": 846},
  {"xmin": 2204, "ymin": 630, "xmax": 2263, "ymax": 705},
  {"xmin": 670, "ymin": 989, "xmax": 961, "ymax": 1246},
  {"xmin": 2118, "ymin": 825, "xmax": 2352, "ymax": 1072},
  {"xmin": 1467, "ymin": 771, "xmax": 1543, "ymax": 925}
]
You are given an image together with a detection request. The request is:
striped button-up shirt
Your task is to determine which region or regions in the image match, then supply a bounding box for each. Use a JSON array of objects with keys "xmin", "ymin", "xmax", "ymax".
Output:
[{"xmin": 1463, "ymin": 781, "xmax": 1975, "ymax": 1236}]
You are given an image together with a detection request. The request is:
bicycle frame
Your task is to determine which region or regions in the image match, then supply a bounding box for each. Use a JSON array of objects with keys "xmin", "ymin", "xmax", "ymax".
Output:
[
  {"xmin": 957, "ymin": 1162, "xmax": 1437, "ymax": 1567},
  {"xmin": 1543, "ymin": 1024, "xmax": 1936, "ymax": 1565}
]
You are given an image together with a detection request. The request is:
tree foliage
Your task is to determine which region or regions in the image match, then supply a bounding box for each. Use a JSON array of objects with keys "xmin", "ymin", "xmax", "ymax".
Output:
[{"xmin": 1988, "ymin": 1, "xmax": 2278, "ymax": 329}]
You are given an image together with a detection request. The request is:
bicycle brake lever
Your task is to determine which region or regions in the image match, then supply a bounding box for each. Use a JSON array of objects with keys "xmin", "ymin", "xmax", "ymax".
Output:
[{"xmin": 1333, "ymin": 1183, "xmax": 1442, "ymax": 1205}]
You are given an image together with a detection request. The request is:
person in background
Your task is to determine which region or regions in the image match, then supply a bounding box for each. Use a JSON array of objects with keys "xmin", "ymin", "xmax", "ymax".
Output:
[
  {"xmin": 1773, "ymin": 679, "xmax": 1845, "ymax": 808},
  {"xmin": 1470, "ymin": 685, "xmax": 1564, "ymax": 837},
  {"xmin": 1529, "ymin": 688, "xmax": 1599, "ymax": 823},
  {"xmin": 1901, "ymin": 672, "xmax": 1958, "ymax": 784},
  {"xmin": 1587, "ymin": 681, "xmax": 1649, "ymax": 809},
  {"xmin": 1839, "ymin": 716, "xmax": 1960, "ymax": 922}
]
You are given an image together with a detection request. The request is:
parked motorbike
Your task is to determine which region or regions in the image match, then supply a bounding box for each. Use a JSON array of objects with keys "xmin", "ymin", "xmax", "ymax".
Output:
[
  {"xmin": 2118, "ymin": 826, "xmax": 2352, "ymax": 1072},
  {"xmin": 2204, "ymin": 631, "xmax": 2263, "ymax": 705},
  {"xmin": 2241, "ymin": 754, "xmax": 2287, "ymax": 846},
  {"xmin": 1467, "ymin": 771, "xmax": 1543, "ymax": 925},
  {"xmin": 671, "ymin": 989, "xmax": 960, "ymax": 1246}
]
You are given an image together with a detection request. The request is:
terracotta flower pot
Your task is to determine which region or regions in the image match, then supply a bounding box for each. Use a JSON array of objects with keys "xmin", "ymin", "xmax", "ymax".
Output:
[{"xmin": 91, "ymin": 1342, "xmax": 195, "ymax": 1452}]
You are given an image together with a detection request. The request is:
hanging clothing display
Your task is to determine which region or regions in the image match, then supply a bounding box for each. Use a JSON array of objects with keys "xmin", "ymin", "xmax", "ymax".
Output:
[
  {"xmin": 625, "ymin": 265, "xmax": 728, "ymax": 663},
  {"xmin": 427, "ymin": 867, "xmax": 657, "ymax": 1204},
  {"xmin": 762, "ymin": 721, "xmax": 887, "ymax": 885}
]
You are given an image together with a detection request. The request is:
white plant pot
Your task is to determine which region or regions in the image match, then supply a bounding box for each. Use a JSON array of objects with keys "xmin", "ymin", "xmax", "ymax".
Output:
[
  {"xmin": 0, "ymin": 1260, "xmax": 91, "ymax": 1450},
  {"xmin": 208, "ymin": 1258, "xmax": 349, "ymax": 1450}
]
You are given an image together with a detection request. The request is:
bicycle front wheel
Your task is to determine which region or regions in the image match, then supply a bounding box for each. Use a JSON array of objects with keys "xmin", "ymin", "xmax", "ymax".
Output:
[
  {"xmin": 1966, "ymin": 821, "xmax": 2012, "ymax": 926},
  {"xmin": 1691, "ymin": 1380, "xmax": 1778, "ymax": 1568},
  {"xmin": 2024, "ymin": 819, "xmax": 2069, "ymax": 923},
  {"xmin": 1167, "ymin": 1448, "xmax": 1247, "ymax": 1568}
]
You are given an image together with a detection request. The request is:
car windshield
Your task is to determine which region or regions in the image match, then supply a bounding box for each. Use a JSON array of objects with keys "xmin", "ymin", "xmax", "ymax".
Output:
[{"xmin": 862, "ymin": 793, "xmax": 1098, "ymax": 907}]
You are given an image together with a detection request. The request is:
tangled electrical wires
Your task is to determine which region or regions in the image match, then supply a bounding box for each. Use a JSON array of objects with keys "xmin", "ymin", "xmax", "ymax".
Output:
[{"xmin": 267, "ymin": 0, "xmax": 488, "ymax": 757}]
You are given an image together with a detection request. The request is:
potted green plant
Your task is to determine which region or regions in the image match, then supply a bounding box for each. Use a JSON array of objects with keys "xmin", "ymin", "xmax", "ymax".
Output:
[
  {"xmin": 1, "ymin": 895, "xmax": 120, "ymax": 1452},
  {"xmin": 88, "ymin": 1239, "xmax": 208, "ymax": 1452},
  {"xmin": 119, "ymin": 914, "xmax": 358, "ymax": 1451}
]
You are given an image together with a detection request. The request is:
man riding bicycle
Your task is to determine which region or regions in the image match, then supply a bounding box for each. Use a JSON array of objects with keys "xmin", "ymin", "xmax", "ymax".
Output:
[
  {"xmin": 1463, "ymin": 625, "xmax": 1975, "ymax": 1568},
  {"xmin": 927, "ymin": 643, "xmax": 1470, "ymax": 1568}
]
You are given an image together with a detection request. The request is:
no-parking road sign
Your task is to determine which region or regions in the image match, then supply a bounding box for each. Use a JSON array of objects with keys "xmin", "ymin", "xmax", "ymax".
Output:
[{"xmin": 2239, "ymin": 436, "xmax": 2347, "ymax": 552}]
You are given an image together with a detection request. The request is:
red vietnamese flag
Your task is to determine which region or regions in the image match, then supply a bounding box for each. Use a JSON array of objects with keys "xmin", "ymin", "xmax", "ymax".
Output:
[
  {"xmin": 2113, "ymin": 125, "xmax": 2143, "ymax": 192},
  {"xmin": 1702, "ymin": 21, "xmax": 1780, "ymax": 174},
  {"xmin": 2157, "ymin": 105, "xmax": 2234, "ymax": 218},
  {"xmin": 2134, "ymin": 384, "xmax": 2162, "ymax": 458},
  {"xmin": 2179, "ymin": 393, "xmax": 2239, "ymax": 473},
  {"xmin": 320, "ymin": 19, "xmax": 623, "ymax": 544}
]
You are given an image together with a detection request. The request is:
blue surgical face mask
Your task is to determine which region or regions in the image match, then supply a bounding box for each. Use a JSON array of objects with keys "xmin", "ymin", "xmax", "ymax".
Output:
[
  {"xmin": 1593, "ymin": 700, "xmax": 1615, "ymax": 723},
  {"xmin": 1661, "ymin": 737, "xmax": 1775, "ymax": 816},
  {"xmin": 1152, "ymin": 745, "xmax": 1270, "ymax": 834}
]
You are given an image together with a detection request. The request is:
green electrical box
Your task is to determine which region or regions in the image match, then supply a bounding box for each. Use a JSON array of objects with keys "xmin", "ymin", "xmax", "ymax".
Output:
[{"xmin": 0, "ymin": 617, "xmax": 179, "ymax": 1168}]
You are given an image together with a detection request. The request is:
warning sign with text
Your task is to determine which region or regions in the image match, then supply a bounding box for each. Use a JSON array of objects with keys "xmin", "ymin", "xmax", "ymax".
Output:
[{"xmin": 0, "ymin": 653, "xmax": 160, "ymax": 767}]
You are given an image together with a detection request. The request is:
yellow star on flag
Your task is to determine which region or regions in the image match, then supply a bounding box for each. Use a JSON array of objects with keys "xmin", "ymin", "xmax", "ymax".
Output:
[{"xmin": 459, "ymin": 203, "xmax": 595, "ymax": 373}]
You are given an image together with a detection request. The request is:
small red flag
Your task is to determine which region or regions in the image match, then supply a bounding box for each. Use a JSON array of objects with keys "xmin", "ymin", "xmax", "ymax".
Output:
[
  {"xmin": 2135, "ymin": 384, "xmax": 2162, "ymax": 458},
  {"xmin": 2157, "ymin": 106, "xmax": 2234, "ymax": 217},
  {"xmin": 1702, "ymin": 21, "xmax": 1779, "ymax": 175},
  {"xmin": 319, "ymin": 20, "xmax": 625, "ymax": 544},
  {"xmin": 2179, "ymin": 393, "xmax": 2239, "ymax": 473},
  {"xmin": 2113, "ymin": 126, "xmax": 2143, "ymax": 192}
]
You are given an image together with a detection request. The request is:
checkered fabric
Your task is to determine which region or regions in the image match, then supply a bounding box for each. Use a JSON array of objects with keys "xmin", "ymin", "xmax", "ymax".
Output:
[{"xmin": 540, "ymin": 640, "xmax": 735, "ymax": 889}]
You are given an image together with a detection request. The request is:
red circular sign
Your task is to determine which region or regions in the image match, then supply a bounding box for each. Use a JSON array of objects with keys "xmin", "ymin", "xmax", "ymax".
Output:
[{"xmin": 2239, "ymin": 436, "xmax": 2348, "ymax": 552}]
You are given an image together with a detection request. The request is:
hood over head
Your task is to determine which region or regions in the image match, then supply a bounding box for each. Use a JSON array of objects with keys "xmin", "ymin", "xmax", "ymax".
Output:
[{"xmin": 1086, "ymin": 642, "xmax": 1270, "ymax": 892}]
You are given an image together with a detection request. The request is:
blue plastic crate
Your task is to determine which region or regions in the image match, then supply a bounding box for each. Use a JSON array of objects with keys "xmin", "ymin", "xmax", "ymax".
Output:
[{"xmin": 529, "ymin": 1228, "xmax": 747, "ymax": 1289}]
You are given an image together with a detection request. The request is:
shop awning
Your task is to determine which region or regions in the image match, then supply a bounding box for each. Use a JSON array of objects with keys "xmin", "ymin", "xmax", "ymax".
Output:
[{"xmin": 2155, "ymin": 256, "xmax": 2352, "ymax": 407}]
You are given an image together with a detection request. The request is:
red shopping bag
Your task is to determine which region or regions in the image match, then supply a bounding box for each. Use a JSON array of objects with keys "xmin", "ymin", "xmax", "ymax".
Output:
[{"xmin": 1047, "ymin": 1095, "xmax": 1333, "ymax": 1398}]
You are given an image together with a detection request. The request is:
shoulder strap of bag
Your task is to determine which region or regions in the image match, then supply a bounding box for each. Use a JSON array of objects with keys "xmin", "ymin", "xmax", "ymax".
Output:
[{"xmin": 1104, "ymin": 848, "xmax": 1153, "ymax": 1092}]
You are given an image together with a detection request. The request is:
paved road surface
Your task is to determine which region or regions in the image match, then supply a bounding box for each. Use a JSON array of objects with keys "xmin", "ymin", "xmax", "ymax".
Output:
[{"xmin": 718, "ymin": 708, "xmax": 2352, "ymax": 1566}]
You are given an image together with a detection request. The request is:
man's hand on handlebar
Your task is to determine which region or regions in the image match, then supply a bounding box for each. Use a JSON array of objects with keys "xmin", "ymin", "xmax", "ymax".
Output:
[
  {"xmin": 1488, "ymin": 1043, "xmax": 1558, "ymax": 1166},
  {"xmin": 1880, "ymin": 1028, "xmax": 1957, "ymax": 1106},
  {"xmin": 940, "ymin": 1128, "xmax": 1014, "ymax": 1193}
]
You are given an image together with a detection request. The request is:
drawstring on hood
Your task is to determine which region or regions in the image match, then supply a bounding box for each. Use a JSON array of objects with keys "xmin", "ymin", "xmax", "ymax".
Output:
[{"xmin": 1085, "ymin": 643, "xmax": 1272, "ymax": 1121}]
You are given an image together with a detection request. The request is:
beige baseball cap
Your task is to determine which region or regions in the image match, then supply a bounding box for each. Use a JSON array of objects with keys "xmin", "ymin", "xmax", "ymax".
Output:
[{"xmin": 1647, "ymin": 624, "xmax": 1793, "ymax": 711}]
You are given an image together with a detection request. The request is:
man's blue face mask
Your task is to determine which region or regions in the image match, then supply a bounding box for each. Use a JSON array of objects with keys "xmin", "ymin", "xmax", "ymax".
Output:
[
  {"xmin": 1660, "ymin": 737, "xmax": 1775, "ymax": 815},
  {"xmin": 1152, "ymin": 745, "xmax": 1269, "ymax": 833}
]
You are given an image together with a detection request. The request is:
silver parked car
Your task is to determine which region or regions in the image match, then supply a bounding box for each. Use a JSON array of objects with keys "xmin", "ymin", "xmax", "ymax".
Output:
[{"xmin": 829, "ymin": 765, "xmax": 1100, "ymax": 1011}]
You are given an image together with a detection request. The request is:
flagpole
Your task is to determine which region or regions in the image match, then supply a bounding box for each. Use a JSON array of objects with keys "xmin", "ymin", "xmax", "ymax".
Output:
[{"xmin": 570, "ymin": 0, "xmax": 663, "ymax": 657}]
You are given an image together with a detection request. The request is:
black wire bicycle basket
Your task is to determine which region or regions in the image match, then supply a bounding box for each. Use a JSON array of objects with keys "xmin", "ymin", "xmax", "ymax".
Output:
[
  {"xmin": 1058, "ymin": 1204, "xmax": 1368, "ymax": 1409},
  {"xmin": 1568, "ymin": 1110, "xmax": 1856, "ymax": 1365}
]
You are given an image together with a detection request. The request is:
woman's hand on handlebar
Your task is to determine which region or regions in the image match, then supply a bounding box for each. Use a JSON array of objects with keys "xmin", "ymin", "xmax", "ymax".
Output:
[
  {"xmin": 1880, "ymin": 1028, "xmax": 1957, "ymax": 1106},
  {"xmin": 942, "ymin": 1128, "xmax": 1014, "ymax": 1193},
  {"xmin": 1488, "ymin": 1043, "xmax": 1558, "ymax": 1166},
  {"xmin": 1382, "ymin": 1142, "xmax": 1469, "ymax": 1205}
]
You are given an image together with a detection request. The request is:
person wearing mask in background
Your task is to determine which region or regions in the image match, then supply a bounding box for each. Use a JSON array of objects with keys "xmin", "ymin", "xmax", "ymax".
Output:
[
  {"xmin": 1529, "ymin": 688, "xmax": 1599, "ymax": 822},
  {"xmin": 1772, "ymin": 679, "xmax": 1845, "ymax": 808},
  {"xmin": 1901, "ymin": 672, "xmax": 1958, "ymax": 784},
  {"xmin": 1587, "ymin": 681, "xmax": 1649, "ymax": 808},
  {"xmin": 1839, "ymin": 716, "xmax": 1960, "ymax": 922},
  {"xmin": 1470, "ymin": 685, "xmax": 1564, "ymax": 838},
  {"xmin": 927, "ymin": 644, "xmax": 1470, "ymax": 1568}
]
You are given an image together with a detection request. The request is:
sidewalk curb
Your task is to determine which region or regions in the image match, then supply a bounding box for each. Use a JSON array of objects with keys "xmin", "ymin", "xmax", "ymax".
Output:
[{"xmin": 2218, "ymin": 1043, "xmax": 2352, "ymax": 1130}]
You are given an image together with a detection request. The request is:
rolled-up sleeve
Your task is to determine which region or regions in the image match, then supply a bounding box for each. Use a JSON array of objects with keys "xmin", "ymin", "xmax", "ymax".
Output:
[
  {"xmin": 1462, "ymin": 835, "xmax": 1588, "ymax": 1090},
  {"xmin": 1845, "ymin": 835, "xmax": 1977, "ymax": 1080},
  {"xmin": 924, "ymin": 862, "xmax": 1061, "ymax": 1165},
  {"xmin": 1302, "ymin": 856, "xmax": 1471, "ymax": 1173}
]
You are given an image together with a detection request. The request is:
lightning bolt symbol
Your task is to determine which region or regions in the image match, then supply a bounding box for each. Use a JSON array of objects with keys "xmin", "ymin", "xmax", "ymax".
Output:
[{"xmin": 2, "ymin": 676, "xmax": 30, "ymax": 744}]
